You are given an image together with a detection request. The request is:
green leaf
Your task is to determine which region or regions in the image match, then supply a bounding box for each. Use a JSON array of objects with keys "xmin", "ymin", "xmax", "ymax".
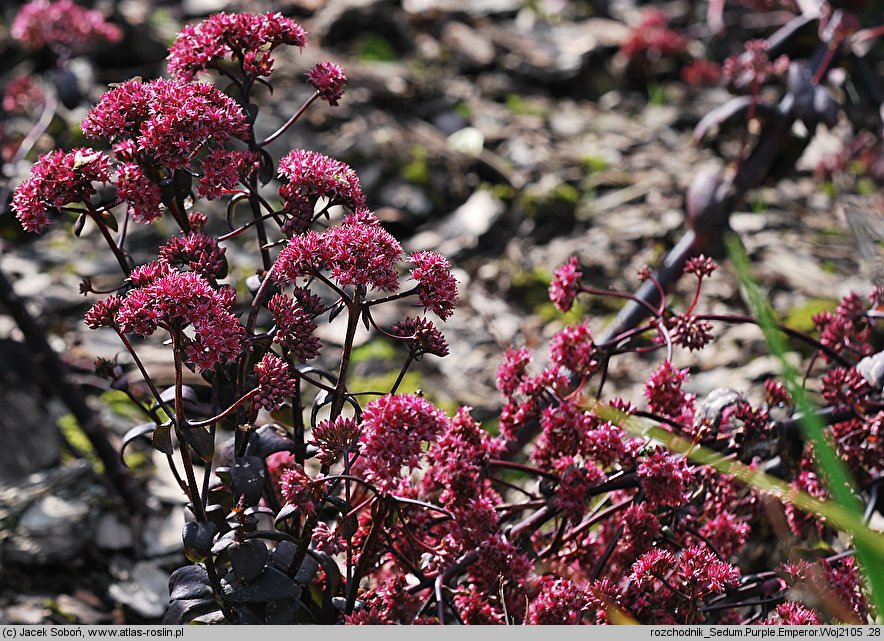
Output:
[{"xmin": 727, "ymin": 233, "xmax": 884, "ymax": 614}]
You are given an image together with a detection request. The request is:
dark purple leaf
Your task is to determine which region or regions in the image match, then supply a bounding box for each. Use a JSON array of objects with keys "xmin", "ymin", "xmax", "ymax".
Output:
[
  {"xmin": 249, "ymin": 424, "xmax": 296, "ymax": 459},
  {"xmin": 229, "ymin": 539, "xmax": 269, "ymax": 583},
  {"xmin": 169, "ymin": 565, "xmax": 213, "ymax": 601},
  {"xmin": 162, "ymin": 598, "xmax": 218, "ymax": 625},
  {"xmin": 120, "ymin": 422, "xmax": 160, "ymax": 466},
  {"xmin": 152, "ymin": 423, "xmax": 174, "ymax": 456},
  {"xmin": 271, "ymin": 540, "xmax": 297, "ymax": 573},
  {"xmin": 230, "ymin": 456, "xmax": 265, "ymax": 506},
  {"xmin": 182, "ymin": 521, "xmax": 217, "ymax": 563},
  {"xmin": 181, "ymin": 426, "xmax": 215, "ymax": 463},
  {"xmin": 221, "ymin": 567, "xmax": 298, "ymax": 603}
]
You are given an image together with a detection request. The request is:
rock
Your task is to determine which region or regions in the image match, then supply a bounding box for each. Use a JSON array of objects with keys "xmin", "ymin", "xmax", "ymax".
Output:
[
  {"xmin": 404, "ymin": 0, "xmax": 522, "ymax": 18},
  {"xmin": 488, "ymin": 19, "xmax": 631, "ymax": 83},
  {"xmin": 0, "ymin": 340, "xmax": 60, "ymax": 483},
  {"xmin": 0, "ymin": 461, "xmax": 106, "ymax": 566},
  {"xmin": 312, "ymin": 0, "xmax": 412, "ymax": 52},
  {"xmin": 5, "ymin": 598, "xmax": 52, "ymax": 624},
  {"xmin": 56, "ymin": 593, "xmax": 108, "ymax": 624},
  {"xmin": 409, "ymin": 190, "xmax": 506, "ymax": 257},
  {"xmin": 378, "ymin": 181, "xmax": 434, "ymax": 220},
  {"xmin": 181, "ymin": 0, "xmax": 229, "ymax": 15},
  {"xmin": 440, "ymin": 22, "xmax": 496, "ymax": 69},
  {"xmin": 141, "ymin": 509, "xmax": 185, "ymax": 558},
  {"xmin": 109, "ymin": 560, "xmax": 170, "ymax": 620},
  {"xmin": 94, "ymin": 513, "xmax": 135, "ymax": 551},
  {"xmin": 4, "ymin": 495, "xmax": 91, "ymax": 565}
]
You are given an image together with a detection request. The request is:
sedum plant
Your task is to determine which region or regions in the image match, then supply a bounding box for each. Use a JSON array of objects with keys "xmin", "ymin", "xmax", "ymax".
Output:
[{"xmin": 9, "ymin": 2, "xmax": 884, "ymax": 626}]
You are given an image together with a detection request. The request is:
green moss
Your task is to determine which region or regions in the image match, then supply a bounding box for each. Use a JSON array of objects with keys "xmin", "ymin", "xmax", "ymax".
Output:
[
  {"xmin": 750, "ymin": 197, "xmax": 768, "ymax": 214},
  {"xmin": 820, "ymin": 181, "xmax": 838, "ymax": 198},
  {"xmin": 857, "ymin": 178, "xmax": 876, "ymax": 196},
  {"xmin": 58, "ymin": 414, "xmax": 103, "ymax": 473},
  {"xmin": 350, "ymin": 339, "xmax": 399, "ymax": 364},
  {"xmin": 520, "ymin": 180, "xmax": 584, "ymax": 219},
  {"xmin": 401, "ymin": 145, "xmax": 429, "ymax": 185},
  {"xmin": 505, "ymin": 94, "xmax": 548, "ymax": 117},
  {"xmin": 100, "ymin": 389, "xmax": 143, "ymax": 421},
  {"xmin": 536, "ymin": 300, "xmax": 588, "ymax": 325},
  {"xmin": 647, "ymin": 80, "xmax": 666, "ymax": 106},
  {"xmin": 552, "ymin": 183, "xmax": 580, "ymax": 205},
  {"xmin": 511, "ymin": 266, "xmax": 554, "ymax": 308},
  {"xmin": 454, "ymin": 102, "xmax": 472, "ymax": 120},
  {"xmin": 487, "ymin": 183, "xmax": 516, "ymax": 201},
  {"xmin": 355, "ymin": 33, "xmax": 397, "ymax": 62},
  {"xmin": 784, "ymin": 298, "xmax": 837, "ymax": 334},
  {"xmin": 581, "ymin": 155, "xmax": 610, "ymax": 173}
]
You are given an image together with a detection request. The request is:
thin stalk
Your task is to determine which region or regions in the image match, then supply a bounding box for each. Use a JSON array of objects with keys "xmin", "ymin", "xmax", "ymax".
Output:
[
  {"xmin": 330, "ymin": 301, "xmax": 362, "ymax": 420},
  {"xmin": 259, "ymin": 92, "xmax": 320, "ymax": 147}
]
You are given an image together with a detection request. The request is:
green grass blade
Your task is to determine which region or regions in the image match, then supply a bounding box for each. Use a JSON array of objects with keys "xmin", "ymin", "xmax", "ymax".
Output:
[
  {"xmin": 725, "ymin": 232, "xmax": 884, "ymax": 616},
  {"xmin": 586, "ymin": 400, "xmax": 884, "ymax": 560}
]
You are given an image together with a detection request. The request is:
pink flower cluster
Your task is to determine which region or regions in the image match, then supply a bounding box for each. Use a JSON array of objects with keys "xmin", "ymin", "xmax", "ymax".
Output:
[
  {"xmin": 253, "ymin": 353, "xmax": 297, "ymax": 411},
  {"xmin": 81, "ymin": 78, "xmax": 248, "ymax": 170},
  {"xmin": 310, "ymin": 416, "xmax": 360, "ymax": 467},
  {"xmin": 620, "ymin": 9, "xmax": 689, "ymax": 63},
  {"xmin": 87, "ymin": 262, "xmax": 245, "ymax": 371},
  {"xmin": 409, "ymin": 252, "xmax": 459, "ymax": 320},
  {"xmin": 198, "ymin": 149, "xmax": 258, "ymax": 200},
  {"xmin": 167, "ymin": 12, "xmax": 307, "ymax": 81},
  {"xmin": 159, "ymin": 231, "xmax": 227, "ymax": 282},
  {"xmin": 644, "ymin": 360, "xmax": 696, "ymax": 424},
  {"xmin": 11, "ymin": 0, "xmax": 121, "ymax": 56},
  {"xmin": 277, "ymin": 149, "xmax": 366, "ymax": 228},
  {"xmin": 114, "ymin": 163, "xmax": 162, "ymax": 223},
  {"xmin": 391, "ymin": 316, "xmax": 449, "ymax": 358},
  {"xmin": 2, "ymin": 76, "xmax": 46, "ymax": 115},
  {"xmin": 549, "ymin": 256, "xmax": 582, "ymax": 312},
  {"xmin": 12, "ymin": 148, "xmax": 112, "ymax": 233},
  {"xmin": 308, "ymin": 62, "xmax": 347, "ymax": 107},
  {"xmin": 273, "ymin": 219, "xmax": 403, "ymax": 292},
  {"xmin": 279, "ymin": 464, "xmax": 324, "ymax": 515},
  {"xmin": 723, "ymin": 39, "xmax": 789, "ymax": 87},
  {"xmin": 359, "ymin": 394, "xmax": 450, "ymax": 491},
  {"xmin": 267, "ymin": 293, "xmax": 321, "ymax": 363}
]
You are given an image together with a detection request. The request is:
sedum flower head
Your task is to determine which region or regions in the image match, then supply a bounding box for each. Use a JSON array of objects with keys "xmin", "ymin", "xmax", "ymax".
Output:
[
  {"xmin": 409, "ymin": 251, "xmax": 459, "ymax": 320},
  {"xmin": 273, "ymin": 220, "xmax": 403, "ymax": 293},
  {"xmin": 310, "ymin": 416, "xmax": 360, "ymax": 467},
  {"xmin": 308, "ymin": 61, "xmax": 347, "ymax": 106},
  {"xmin": 85, "ymin": 296, "xmax": 121, "ymax": 329},
  {"xmin": 279, "ymin": 464, "xmax": 323, "ymax": 515},
  {"xmin": 113, "ymin": 265, "xmax": 245, "ymax": 371},
  {"xmin": 12, "ymin": 0, "xmax": 121, "ymax": 56},
  {"xmin": 390, "ymin": 316, "xmax": 449, "ymax": 358},
  {"xmin": 198, "ymin": 149, "xmax": 257, "ymax": 200},
  {"xmin": 12, "ymin": 148, "xmax": 112, "ymax": 233},
  {"xmin": 253, "ymin": 352, "xmax": 297, "ymax": 411},
  {"xmin": 549, "ymin": 256, "xmax": 582, "ymax": 312},
  {"xmin": 159, "ymin": 231, "xmax": 227, "ymax": 282},
  {"xmin": 81, "ymin": 78, "xmax": 248, "ymax": 170},
  {"xmin": 496, "ymin": 347, "xmax": 532, "ymax": 397},
  {"xmin": 637, "ymin": 446, "xmax": 695, "ymax": 507},
  {"xmin": 168, "ymin": 12, "xmax": 307, "ymax": 81},
  {"xmin": 3, "ymin": 76, "xmax": 46, "ymax": 115},
  {"xmin": 277, "ymin": 149, "xmax": 366, "ymax": 218},
  {"xmin": 114, "ymin": 163, "xmax": 162, "ymax": 224},
  {"xmin": 360, "ymin": 393, "xmax": 450, "ymax": 492},
  {"xmin": 267, "ymin": 293, "xmax": 320, "ymax": 362}
]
